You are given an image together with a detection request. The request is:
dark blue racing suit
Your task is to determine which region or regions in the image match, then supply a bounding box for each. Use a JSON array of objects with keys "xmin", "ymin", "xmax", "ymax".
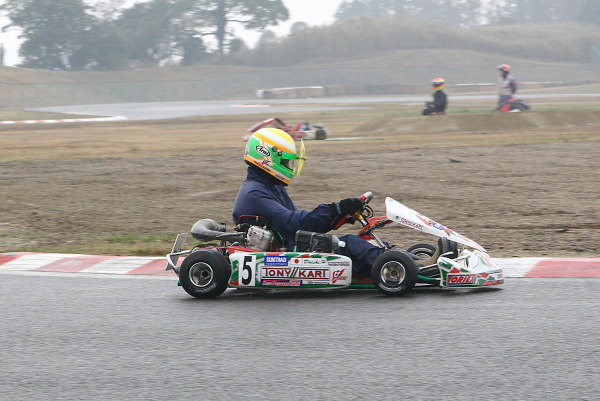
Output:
[{"xmin": 232, "ymin": 167, "xmax": 384, "ymax": 276}]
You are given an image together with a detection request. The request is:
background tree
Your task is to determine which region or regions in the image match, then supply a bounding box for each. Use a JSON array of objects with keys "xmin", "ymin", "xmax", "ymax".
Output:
[
  {"xmin": 335, "ymin": 0, "xmax": 407, "ymax": 21},
  {"xmin": 86, "ymin": 0, "xmax": 130, "ymax": 20},
  {"xmin": 334, "ymin": 0, "xmax": 594, "ymax": 27},
  {"xmin": 290, "ymin": 21, "xmax": 309, "ymax": 33},
  {"xmin": 228, "ymin": 37, "xmax": 248, "ymax": 53},
  {"xmin": 70, "ymin": 22, "xmax": 131, "ymax": 70},
  {"xmin": 2, "ymin": 0, "xmax": 289, "ymax": 69},
  {"xmin": 76, "ymin": 0, "xmax": 207, "ymax": 69},
  {"xmin": 2, "ymin": 0, "xmax": 94, "ymax": 69},
  {"xmin": 257, "ymin": 29, "xmax": 277, "ymax": 46},
  {"xmin": 112, "ymin": 0, "xmax": 191, "ymax": 66},
  {"xmin": 191, "ymin": 0, "xmax": 289, "ymax": 56}
]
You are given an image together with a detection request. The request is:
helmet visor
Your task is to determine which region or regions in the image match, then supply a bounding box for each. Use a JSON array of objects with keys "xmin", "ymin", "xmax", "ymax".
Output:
[
  {"xmin": 296, "ymin": 140, "xmax": 306, "ymax": 176},
  {"xmin": 280, "ymin": 140, "xmax": 306, "ymax": 177}
]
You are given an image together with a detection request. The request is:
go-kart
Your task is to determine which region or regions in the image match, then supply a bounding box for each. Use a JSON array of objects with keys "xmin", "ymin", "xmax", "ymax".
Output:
[
  {"xmin": 165, "ymin": 192, "xmax": 504, "ymax": 299},
  {"xmin": 494, "ymin": 98, "xmax": 531, "ymax": 113},
  {"xmin": 242, "ymin": 117, "xmax": 329, "ymax": 141}
]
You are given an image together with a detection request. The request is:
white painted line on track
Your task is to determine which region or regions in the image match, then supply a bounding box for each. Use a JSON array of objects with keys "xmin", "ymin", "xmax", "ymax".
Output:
[
  {"xmin": 0, "ymin": 116, "xmax": 128, "ymax": 125},
  {"xmin": 494, "ymin": 258, "xmax": 547, "ymax": 278},
  {"xmin": 80, "ymin": 256, "xmax": 160, "ymax": 274},
  {"xmin": 0, "ymin": 253, "xmax": 85, "ymax": 271},
  {"xmin": 0, "ymin": 270, "xmax": 173, "ymax": 280},
  {"xmin": 325, "ymin": 137, "xmax": 378, "ymax": 141}
]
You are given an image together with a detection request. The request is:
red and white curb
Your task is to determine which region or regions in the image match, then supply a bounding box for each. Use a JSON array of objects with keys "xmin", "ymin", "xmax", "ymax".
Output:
[
  {"xmin": 0, "ymin": 116, "xmax": 127, "ymax": 125},
  {"xmin": 0, "ymin": 253, "xmax": 173, "ymax": 277},
  {"xmin": 0, "ymin": 252, "xmax": 599, "ymax": 278}
]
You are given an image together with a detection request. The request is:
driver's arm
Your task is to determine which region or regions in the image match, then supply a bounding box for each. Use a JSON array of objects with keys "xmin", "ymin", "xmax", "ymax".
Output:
[{"xmin": 245, "ymin": 190, "xmax": 334, "ymax": 238}]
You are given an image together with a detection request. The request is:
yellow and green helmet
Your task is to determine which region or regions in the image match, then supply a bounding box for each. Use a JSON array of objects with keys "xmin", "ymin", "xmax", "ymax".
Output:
[{"xmin": 244, "ymin": 128, "xmax": 306, "ymax": 185}]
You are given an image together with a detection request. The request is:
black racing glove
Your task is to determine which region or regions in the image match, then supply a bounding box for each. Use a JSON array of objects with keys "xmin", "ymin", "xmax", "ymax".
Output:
[{"xmin": 330, "ymin": 197, "xmax": 364, "ymax": 216}]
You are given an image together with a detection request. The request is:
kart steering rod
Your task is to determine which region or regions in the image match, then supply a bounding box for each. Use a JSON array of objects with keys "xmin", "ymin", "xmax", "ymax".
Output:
[{"xmin": 353, "ymin": 192, "xmax": 389, "ymax": 249}]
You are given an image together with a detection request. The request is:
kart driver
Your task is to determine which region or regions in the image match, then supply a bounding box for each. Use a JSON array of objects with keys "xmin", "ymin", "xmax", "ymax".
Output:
[
  {"xmin": 422, "ymin": 77, "xmax": 447, "ymax": 115},
  {"xmin": 497, "ymin": 64, "xmax": 517, "ymax": 107},
  {"xmin": 232, "ymin": 127, "xmax": 385, "ymax": 277}
]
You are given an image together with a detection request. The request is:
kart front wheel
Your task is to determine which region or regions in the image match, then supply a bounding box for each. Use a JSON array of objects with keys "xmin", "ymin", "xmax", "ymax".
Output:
[
  {"xmin": 179, "ymin": 250, "xmax": 231, "ymax": 299},
  {"xmin": 438, "ymin": 238, "xmax": 459, "ymax": 259},
  {"xmin": 407, "ymin": 242, "xmax": 436, "ymax": 258},
  {"xmin": 370, "ymin": 250, "xmax": 418, "ymax": 296}
]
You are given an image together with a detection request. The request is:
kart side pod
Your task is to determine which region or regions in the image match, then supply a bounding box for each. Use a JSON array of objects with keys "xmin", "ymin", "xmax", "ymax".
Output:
[{"xmin": 228, "ymin": 252, "xmax": 353, "ymax": 289}]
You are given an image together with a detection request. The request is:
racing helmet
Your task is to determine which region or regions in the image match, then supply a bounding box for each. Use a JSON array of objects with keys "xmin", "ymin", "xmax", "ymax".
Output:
[
  {"xmin": 244, "ymin": 127, "xmax": 306, "ymax": 185},
  {"xmin": 432, "ymin": 77, "xmax": 445, "ymax": 91},
  {"xmin": 497, "ymin": 64, "xmax": 511, "ymax": 72}
]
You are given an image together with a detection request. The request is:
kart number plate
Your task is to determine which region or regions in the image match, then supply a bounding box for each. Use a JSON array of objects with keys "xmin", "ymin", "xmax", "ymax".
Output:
[{"xmin": 239, "ymin": 254, "xmax": 256, "ymax": 286}]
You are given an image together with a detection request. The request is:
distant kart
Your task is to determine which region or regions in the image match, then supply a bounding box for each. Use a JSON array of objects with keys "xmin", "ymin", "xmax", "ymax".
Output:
[
  {"xmin": 242, "ymin": 117, "xmax": 330, "ymax": 141},
  {"xmin": 494, "ymin": 98, "xmax": 531, "ymax": 113}
]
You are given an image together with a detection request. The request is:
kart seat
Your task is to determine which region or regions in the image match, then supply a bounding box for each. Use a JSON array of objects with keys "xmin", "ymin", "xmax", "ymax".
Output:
[{"xmin": 191, "ymin": 219, "xmax": 245, "ymax": 242}]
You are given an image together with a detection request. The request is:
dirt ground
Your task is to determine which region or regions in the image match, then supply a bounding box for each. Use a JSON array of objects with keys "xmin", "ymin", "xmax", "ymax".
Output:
[{"xmin": 1, "ymin": 105, "xmax": 599, "ymax": 258}]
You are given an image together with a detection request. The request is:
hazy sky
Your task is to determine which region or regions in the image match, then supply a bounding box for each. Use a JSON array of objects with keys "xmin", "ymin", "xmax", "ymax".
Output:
[
  {"xmin": 0, "ymin": 0, "xmax": 343, "ymax": 67},
  {"xmin": 283, "ymin": 0, "xmax": 341, "ymax": 26}
]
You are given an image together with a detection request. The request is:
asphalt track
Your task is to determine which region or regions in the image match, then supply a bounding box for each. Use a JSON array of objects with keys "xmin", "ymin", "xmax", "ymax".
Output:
[
  {"xmin": 0, "ymin": 272, "xmax": 597, "ymax": 401},
  {"xmin": 31, "ymin": 93, "xmax": 600, "ymax": 120},
  {"xmin": 9, "ymin": 94, "xmax": 599, "ymax": 400}
]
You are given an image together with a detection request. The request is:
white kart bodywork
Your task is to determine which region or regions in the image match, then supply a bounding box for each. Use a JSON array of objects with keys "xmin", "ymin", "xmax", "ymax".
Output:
[
  {"xmin": 384, "ymin": 197, "xmax": 502, "ymax": 287},
  {"xmin": 385, "ymin": 197, "xmax": 486, "ymax": 252}
]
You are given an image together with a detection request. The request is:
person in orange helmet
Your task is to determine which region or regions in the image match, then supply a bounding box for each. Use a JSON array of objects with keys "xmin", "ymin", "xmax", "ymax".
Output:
[{"xmin": 497, "ymin": 64, "xmax": 517, "ymax": 107}]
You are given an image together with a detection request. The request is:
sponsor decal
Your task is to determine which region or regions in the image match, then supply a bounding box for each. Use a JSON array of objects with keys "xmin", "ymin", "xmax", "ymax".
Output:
[
  {"xmin": 255, "ymin": 145, "xmax": 271, "ymax": 157},
  {"xmin": 328, "ymin": 260, "xmax": 350, "ymax": 267},
  {"xmin": 261, "ymin": 267, "xmax": 330, "ymax": 279},
  {"xmin": 298, "ymin": 268, "xmax": 329, "ymax": 279},
  {"xmin": 262, "ymin": 267, "xmax": 291, "ymax": 278},
  {"xmin": 447, "ymin": 274, "xmax": 477, "ymax": 286},
  {"xmin": 454, "ymin": 232, "xmax": 472, "ymax": 244},
  {"xmin": 416, "ymin": 215, "xmax": 454, "ymax": 237},
  {"xmin": 264, "ymin": 256, "xmax": 288, "ymax": 266},
  {"xmin": 291, "ymin": 257, "xmax": 327, "ymax": 266},
  {"xmin": 261, "ymin": 279, "xmax": 301, "ymax": 287},
  {"xmin": 332, "ymin": 269, "xmax": 348, "ymax": 284},
  {"xmin": 399, "ymin": 217, "xmax": 424, "ymax": 230},
  {"xmin": 302, "ymin": 280, "xmax": 330, "ymax": 285}
]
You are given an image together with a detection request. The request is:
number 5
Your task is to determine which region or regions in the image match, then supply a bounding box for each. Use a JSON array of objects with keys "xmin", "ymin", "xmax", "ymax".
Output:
[{"xmin": 241, "ymin": 255, "xmax": 255, "ymax": 286}]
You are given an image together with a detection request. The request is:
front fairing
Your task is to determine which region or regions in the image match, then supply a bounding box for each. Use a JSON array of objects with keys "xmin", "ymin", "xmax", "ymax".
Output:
[
  {"xmin": 385, "ymin": 197, "xmax": 486, "ymax": 252},
  {"xmin": 438, "ymin": 250, "xmax": 504, "ymax": 288}
]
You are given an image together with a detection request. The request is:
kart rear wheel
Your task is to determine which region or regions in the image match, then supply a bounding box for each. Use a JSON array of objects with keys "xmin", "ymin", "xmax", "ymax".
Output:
[
  {"xmin": 315, "ymin": 129, "xmax": 327, "ymax": 140},
  {"xmin": 370, "ymin": 250, "xmax": 418, "ymax": 296},
  {"xmin": 179, "ymin": 250, "xmax": 231, "ymax": 299},
  {"xmin": 407, "ymin": 242, "xmax": 436, "ymax": 258}
]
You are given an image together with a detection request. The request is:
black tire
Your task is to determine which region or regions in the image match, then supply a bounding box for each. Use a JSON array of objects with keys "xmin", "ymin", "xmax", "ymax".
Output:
[
  {"xmin": 315, "ymin": 129, "xmax": 327, "ymax": 140},
  {"xmin": 438, "ymin": 237, "xmax": 459, "ymax": 259},
  {"xmin": 179, "ymin": 250, "xmax": 231, "ymax": 299},
  {"xmin": 370, "ymin": 250, "xmax": 418, "ymax": 296},
  {"xmin": 406, "ymin": 242, "xmax": 436, "ymax": 258}
]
